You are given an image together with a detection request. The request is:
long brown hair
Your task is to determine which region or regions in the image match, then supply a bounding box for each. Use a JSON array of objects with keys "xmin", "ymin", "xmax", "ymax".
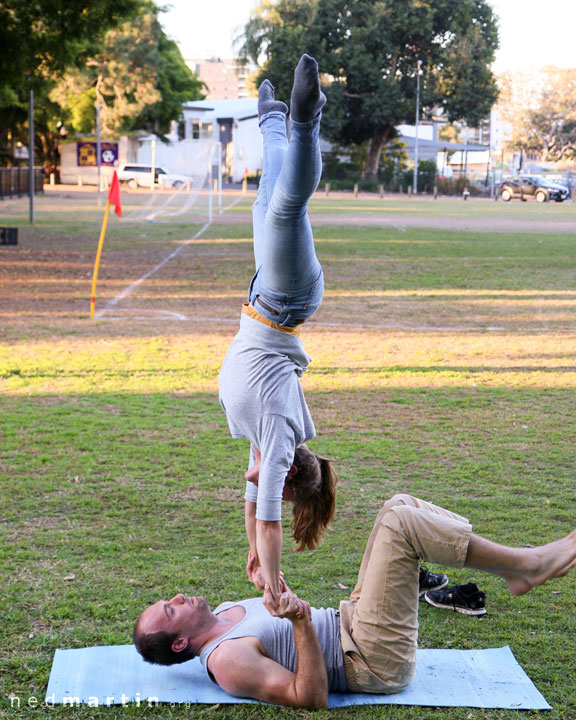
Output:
[{"xmin": 288, "ymin": 444, "xmax": 337, "ymax": 551}]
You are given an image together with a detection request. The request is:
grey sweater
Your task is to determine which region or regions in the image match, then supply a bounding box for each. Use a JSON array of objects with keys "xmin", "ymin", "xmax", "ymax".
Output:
[
  {"xmin": 218, "ymin": 310, "xmax": 316, "ymax": 521},
  {"xmin": 199, "ymin": 597, "xmax": 347, "ymax": 692}
]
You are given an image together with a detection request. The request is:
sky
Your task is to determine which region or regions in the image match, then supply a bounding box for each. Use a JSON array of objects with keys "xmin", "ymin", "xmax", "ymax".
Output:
[{"xmin": 158, "ymin": 0, "xmax": 576, "ymax": 73}]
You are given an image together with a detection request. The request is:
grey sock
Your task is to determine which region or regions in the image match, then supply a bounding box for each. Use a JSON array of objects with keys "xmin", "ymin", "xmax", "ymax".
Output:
[
  {"xmin": 258, "ymin": 79, "xmax": 288, "ymax": 119},
  {"xmin": 290, "ymin": 54, "xmax": 326, "ymax": 123}
]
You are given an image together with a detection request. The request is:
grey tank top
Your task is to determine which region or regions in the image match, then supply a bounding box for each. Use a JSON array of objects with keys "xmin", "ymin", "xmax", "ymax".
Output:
[{"xmin": 199, "ymin": 597, "xmax": 347, "ymax": 692}]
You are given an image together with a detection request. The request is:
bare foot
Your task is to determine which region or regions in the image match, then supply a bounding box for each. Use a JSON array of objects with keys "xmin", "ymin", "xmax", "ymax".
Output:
[
  {"xmin": 504, "ymin": 531, "xmax": 576, "ymax": 596},
  {"xmin": 501, "ymin": 572, "xmax": 533, "ymax": 596}
]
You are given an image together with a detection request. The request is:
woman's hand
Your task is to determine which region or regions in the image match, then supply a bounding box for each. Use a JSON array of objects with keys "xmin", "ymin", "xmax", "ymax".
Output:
[
  {"xmin": 247, "ymin": 552, "xmax": 288, "ymax": 594},
  {"xmin": 246, "ymin": 552, "xmax": 265, "ymax": 589}
]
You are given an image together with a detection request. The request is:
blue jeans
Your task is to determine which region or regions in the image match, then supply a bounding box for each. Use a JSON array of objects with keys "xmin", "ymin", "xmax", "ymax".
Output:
[{"xmin": 249, "ymin": 111, "xmax": 324, "ymax": 327}]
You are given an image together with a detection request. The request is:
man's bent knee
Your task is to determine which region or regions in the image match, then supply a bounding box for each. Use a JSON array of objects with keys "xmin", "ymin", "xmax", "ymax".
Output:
[{"xmin": 382, "ymin": 494, "xmax": 415, "ymax": 514}]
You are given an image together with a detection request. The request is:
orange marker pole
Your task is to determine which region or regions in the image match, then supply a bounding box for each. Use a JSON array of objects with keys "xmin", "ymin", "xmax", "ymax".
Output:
[
  {"xmin": 90, "ymin": 170, "xmax": 121, "ymax": 319},
  {"xmin": 90, "ymin": 199, "xmax": 111, "ymax": 319}
]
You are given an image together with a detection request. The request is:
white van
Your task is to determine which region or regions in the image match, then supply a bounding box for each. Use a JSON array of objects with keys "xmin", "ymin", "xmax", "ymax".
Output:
[{"xmin": 117, "ymin": 163, "xmax": 189, "ymax": 189}]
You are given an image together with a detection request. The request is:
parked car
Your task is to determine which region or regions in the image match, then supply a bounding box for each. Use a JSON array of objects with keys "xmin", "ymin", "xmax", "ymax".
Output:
[
  {"xmin": 117, "ymin": 163, "xmax": 189, "ymax": 189},
  {"xmin": 500, "ymin": 176, "xmax": 569, "ymax": 203}
]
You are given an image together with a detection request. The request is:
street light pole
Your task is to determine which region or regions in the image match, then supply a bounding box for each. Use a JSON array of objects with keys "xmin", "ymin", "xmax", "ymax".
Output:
[
  {"xmin": 96, "ymin": 99, "xmax": 102, "ymax": 206},
  {"xmin": 29, "ymin": 87, "xmax": 35, "ymax": 224},
  {"xmin": 413, "ymin": 59, "xmax": 422, "ymax": 195},
  {"xmin": 150, "ymin": 138, "xmax": 156, "ymax": 191}
]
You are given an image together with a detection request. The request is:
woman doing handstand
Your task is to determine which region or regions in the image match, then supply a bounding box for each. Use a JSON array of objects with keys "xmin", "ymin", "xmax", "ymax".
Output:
[{"xmin": 219, "ymin": 55, "xmax": 336, "ymax": 602}]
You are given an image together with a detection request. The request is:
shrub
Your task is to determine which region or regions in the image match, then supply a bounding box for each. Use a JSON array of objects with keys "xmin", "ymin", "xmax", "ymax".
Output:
[{"xmin": 436, "ymin": 176, "xmax": 487, "ymax": 196}]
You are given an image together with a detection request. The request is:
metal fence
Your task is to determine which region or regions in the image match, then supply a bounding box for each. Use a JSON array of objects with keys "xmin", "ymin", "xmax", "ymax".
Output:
[{"xmin": 0, "ymin": 167, "xmax": 44, "ymax": 199}]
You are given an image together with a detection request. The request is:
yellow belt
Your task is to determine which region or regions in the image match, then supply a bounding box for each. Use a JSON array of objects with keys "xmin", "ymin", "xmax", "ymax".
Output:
[{"xmin": 242, "ymin": 303, "xmax": 302, "ymax": 336}]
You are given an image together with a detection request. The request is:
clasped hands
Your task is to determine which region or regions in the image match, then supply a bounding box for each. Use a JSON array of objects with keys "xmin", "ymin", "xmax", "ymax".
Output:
[
  {"xmin": 246, "ymin": 551, "xmax": 311, "ymax": 620},
  {"xmin": 263, "ymin": 584, "xmax": 312, "ymax": 621}
]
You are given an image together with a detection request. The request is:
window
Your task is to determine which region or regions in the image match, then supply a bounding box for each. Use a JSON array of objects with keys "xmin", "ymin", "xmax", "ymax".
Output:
[{"xmin": 190, "ymin": 120, "xmax": 213, "ymax": 139}]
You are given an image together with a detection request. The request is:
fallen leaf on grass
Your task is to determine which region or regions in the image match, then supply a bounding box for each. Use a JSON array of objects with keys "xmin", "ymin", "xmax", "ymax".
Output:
[
  {"xmin": 333, "ymin": 583, "xmax": 349, "ymax": 590},
  {"xmin": 63, "ymin": 574, "xmax": 75, "ymax": 581}
]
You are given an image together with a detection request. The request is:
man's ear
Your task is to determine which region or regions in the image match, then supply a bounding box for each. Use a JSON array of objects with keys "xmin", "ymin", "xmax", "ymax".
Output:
[
  {"xmin": 287, "ymin": 464, "xmax": 298, "ymax": 476},
  {"xmin": 172, "ymin": 636, "xmax": 189, "ymax": 654}
]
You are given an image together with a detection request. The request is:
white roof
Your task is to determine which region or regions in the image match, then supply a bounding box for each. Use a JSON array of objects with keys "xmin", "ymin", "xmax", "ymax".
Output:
[{"xmin": 182, "ymin": 98, "xmax": 258, "ymax": 121}]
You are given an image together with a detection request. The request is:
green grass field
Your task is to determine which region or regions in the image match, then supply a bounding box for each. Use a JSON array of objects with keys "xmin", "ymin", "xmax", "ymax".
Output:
[{"xmin": 1, "ymin": 190, "xmax": 575, "ymax": 719}]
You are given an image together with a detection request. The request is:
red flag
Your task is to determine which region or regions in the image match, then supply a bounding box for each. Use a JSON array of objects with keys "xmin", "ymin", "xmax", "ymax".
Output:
[{"xmin": 108, "ymin": 170, "xmax": 122, "ymax": 217}]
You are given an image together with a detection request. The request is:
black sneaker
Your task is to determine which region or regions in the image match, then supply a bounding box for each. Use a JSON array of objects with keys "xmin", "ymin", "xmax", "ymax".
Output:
[
  {"xmin": 418, "ymin": 566, "xmax": 449, "ymax": 597},
  {"xmin": 424, "ymin": 581, "xmax": 487, "ymax": 616}
]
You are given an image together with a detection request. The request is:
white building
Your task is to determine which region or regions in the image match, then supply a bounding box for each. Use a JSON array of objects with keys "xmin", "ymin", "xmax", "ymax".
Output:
[
  {"xmin": 180, "ymin": 98, "xmax": 261, "ymax": 183},
  {"xmin": 398, "ymin": 120, "xmax": 490, "ymax": 178}
]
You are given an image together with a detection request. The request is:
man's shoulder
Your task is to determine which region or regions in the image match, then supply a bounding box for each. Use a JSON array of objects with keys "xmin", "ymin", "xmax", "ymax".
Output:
[
  {"xmin": 208, "ymin": 635, "xmax": 267, "ymax": 677},
  {"xmin": 212, "ymin": 634, "xmax": 264, "ymax": 657}
]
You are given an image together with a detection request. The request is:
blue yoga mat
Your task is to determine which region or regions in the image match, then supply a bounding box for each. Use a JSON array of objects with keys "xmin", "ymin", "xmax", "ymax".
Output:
[{"xmin": 45, "ymin": 644, "xmax": 550, "ymax": 709}]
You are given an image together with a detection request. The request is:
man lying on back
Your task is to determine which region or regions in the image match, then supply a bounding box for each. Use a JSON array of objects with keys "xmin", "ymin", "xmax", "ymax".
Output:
[{"xmin": 134, "ymin": 494, "xmax": 576, "ymax": 708}]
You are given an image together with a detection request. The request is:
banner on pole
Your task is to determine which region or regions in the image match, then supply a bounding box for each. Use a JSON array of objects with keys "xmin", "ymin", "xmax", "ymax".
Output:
[
  {"xmin": 77, "ymin": 142, "xmax": 119, "ymax": 167},
  {"xmin": 108, "ymin": 171, "xmax": 122, "ymax": 217}
]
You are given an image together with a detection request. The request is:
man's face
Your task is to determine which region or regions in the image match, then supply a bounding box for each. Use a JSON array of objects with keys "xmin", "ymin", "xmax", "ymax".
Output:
[{"xmin": 139, "ymin": 594, "xmax": 211, "ymax": 641}]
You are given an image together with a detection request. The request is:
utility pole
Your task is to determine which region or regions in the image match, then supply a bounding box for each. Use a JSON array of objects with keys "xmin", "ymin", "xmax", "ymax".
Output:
[
  {"xmin": 29, "ymin": 86, "xmax": 35, "ymax": 224},
  {"xmin": 413, "ymin": 59, "xmax": 422, "ymax": 194},
  {"xmin": 463, "ymin": 122, "xmax": 469, "ymax": 179},
  {"xmin": 150, "ymin": 138, "xmax": 156, "ymax": 191},
  {"xmin": 96, "ymin": 99, "xmax": 102, "ymax": 206}
]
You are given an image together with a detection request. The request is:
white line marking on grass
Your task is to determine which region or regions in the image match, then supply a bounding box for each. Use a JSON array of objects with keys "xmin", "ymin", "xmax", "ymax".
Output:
[
  {"xmin": 96, "ymin": 221, "xmax": 212, "ymax": 318},
  {"xmin": 97, "ymin": 196, "xmax": 249, "ymax": 319},
  {"xmin": 224, "ymin": 196, "xmax": 245, "ymax": 211}
]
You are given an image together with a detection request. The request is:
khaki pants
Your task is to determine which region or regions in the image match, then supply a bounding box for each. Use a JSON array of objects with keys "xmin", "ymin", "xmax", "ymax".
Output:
[{"xmin": 340, "ymin": 494, "xmax": 472, "ymax": 694}]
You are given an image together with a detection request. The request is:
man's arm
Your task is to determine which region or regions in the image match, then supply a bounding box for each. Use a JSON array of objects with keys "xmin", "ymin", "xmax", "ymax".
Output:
[{"xmin": 209, "ymin": 591, "xmax": 329, "ymax": 709}]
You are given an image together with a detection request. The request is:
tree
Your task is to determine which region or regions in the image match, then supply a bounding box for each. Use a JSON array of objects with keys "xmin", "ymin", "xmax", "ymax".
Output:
[
  {"xmin": 498, "ymin": 67, "xmax": 576, "ymax": 162},
  {"xmin": 438, "ymin": 123, "xmax": 462, "ymax": 144},
  {"xmin": 50, "ymin": 0, "xmax": 203, "ymax": 137},
  {"xmin": 239, "ymin": 0, "xmax": 499, "ymax": 178},
  {"xmin": 137, "ymin": 22, "xmax": 205, "ymax": 136},
  {"xmin": 0, "ymin": 0, "xmax": 140, "ymax": 164},
  {"xmin": 2, "ymin": 0, "xmax": 204, "ymax": 167},
  {"xmin": 0, "ymin": 0, "xmax": 141, "ymax": 111},
  {"xmin": 52, "ymin": 6, "xmax": 205, "ymax": 138}
]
